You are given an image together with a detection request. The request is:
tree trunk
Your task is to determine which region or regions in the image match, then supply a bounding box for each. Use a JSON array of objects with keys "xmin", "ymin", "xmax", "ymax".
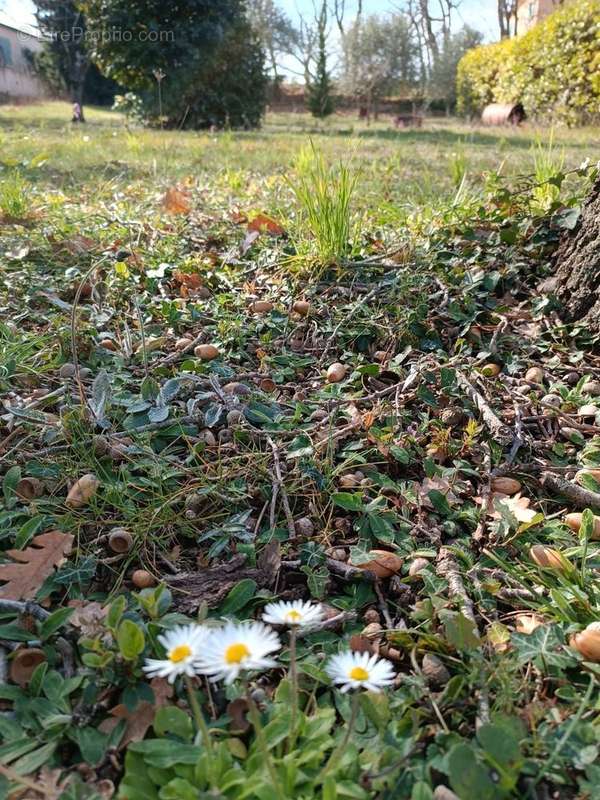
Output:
[{"xmin": 554, "ymin": 179, "xmax": 600, "ymax": 332}]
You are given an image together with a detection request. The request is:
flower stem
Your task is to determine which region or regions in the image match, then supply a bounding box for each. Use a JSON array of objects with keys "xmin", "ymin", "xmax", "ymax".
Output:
[
  {"xmin": 245, "ymin": 682, "xmax": 286, "ymax": 800},
  {"xmin": 318, "ymin": 692, "xmax": 360, "ymax": 783},
  {"xmin": 288, "ymin": 627, "xmax": 299, "ymax": 752},
  {"xmin": 184, "ymin": 675, "xmax": 213, "ymax": 755}
]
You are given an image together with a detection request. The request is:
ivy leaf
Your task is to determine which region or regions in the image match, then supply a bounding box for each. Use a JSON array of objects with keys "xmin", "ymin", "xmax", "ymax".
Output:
[
  {"xmin": 511, "ymin": 624, "xmax": 576, "ymax": 669},
  {"xmin": 441, "ymin": 610, "xmax": 481, "ymax": 651}
]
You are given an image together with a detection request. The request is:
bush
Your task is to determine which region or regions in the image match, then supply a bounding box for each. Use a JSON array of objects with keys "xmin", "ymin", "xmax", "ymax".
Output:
[{"xmin": 456, "ymin": 0, "xmax": 600, "ymax": 124}]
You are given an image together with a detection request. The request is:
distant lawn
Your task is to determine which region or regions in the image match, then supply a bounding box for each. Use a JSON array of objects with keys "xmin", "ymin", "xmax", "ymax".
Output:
[{"xmin": 0, "ymin": 101, "xmax": 598, "ymax": 220}]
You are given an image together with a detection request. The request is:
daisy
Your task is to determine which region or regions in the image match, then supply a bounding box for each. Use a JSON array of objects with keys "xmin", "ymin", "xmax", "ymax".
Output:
[
  {"xmin": 262, "ymin": 599, "xmax": 324, "ymax": 627},
  {"xmin": 195, "ymin": 621, "xmax": 281, "ymax": 684},
  {"xmin": 326, "ymin": 650, "xmax": 396, "ymax": 693},
  {"xmin": 143, "ymin": 623, "xmax": 209, "ymax": 684}
]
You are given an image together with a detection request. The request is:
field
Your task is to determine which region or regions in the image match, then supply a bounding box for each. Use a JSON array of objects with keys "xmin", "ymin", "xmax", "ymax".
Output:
[{"xmin": 2, "ymin": 101, "xmax": 600, "ymax": 800}]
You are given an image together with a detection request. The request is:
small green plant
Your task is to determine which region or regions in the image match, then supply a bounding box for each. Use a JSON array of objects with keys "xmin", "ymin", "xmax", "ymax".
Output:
[
  {"xmin": 0, "ymin": 170, "xmax": 30, "ymax": 219},
  {"xmin": 531, "ymin": 130, "xmax": 565, "ymax": 212},
  {"xmin": 448, "ymin": 148, "xmax": 469, "ymax": 188},
  {"xmin": 288, "ymin": 144, "xmax": 359, "ymax": 264}
]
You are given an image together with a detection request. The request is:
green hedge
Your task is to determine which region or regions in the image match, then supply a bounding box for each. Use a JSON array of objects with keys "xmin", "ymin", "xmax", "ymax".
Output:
[{"xmin": 456, "ymin": 0, "xmax": 600, "ymax": 124}]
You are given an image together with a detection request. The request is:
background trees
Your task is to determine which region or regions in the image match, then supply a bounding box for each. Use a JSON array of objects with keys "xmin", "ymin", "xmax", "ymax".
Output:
[{"xmin": 82, "ymin": 0, "xmax": 267, "ymax": 128}]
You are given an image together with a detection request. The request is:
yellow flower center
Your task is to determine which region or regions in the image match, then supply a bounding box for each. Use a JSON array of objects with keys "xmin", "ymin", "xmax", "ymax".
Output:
[
  {"xmin": 225, "ymin": 643, "xmax": 251, "ymax": 664},
  {"xmin": 349, "ymin": 666, "xmax": 370, "ymax": 681},
  {"xmin": 169, "ymin": 644, "xmax": 192, "ymax": 663},
  {"xmin": 286, "ymin": 610, "xmax": 302, "ymax": 623}
]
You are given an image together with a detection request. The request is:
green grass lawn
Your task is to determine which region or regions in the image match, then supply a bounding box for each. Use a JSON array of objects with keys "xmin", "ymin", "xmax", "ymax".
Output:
[
  {"xmin": 1, "ymin": 101, "xmax": 598, "ymax": 216},
  {"xmin": 2, "ymin": 101, "xmax": 600, "ymax": 800}
]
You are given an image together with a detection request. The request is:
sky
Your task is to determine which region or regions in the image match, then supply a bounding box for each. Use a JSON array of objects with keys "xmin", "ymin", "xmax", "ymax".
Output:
[{"xmin": 0, "ymin": 0, "xmax": 500, "ymax": 67}]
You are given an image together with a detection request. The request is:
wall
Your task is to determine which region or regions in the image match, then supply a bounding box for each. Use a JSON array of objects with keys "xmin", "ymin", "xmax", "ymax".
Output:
[
  {"xmin": 516, "ymin": 0, "xmax": 563, "ymax": 33},
  {"xmin": 0, "ymin": 24, "xmax": 48, "ymax": 101}
]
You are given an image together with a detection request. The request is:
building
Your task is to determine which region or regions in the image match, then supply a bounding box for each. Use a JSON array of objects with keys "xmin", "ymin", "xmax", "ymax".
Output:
[
  {"xmin": 515, "ymin": 0, "xmax": 563, "ymax": 34},
  {"xmin": 0, "ymin": 21, "xmax": 48, "ymax": 102}
]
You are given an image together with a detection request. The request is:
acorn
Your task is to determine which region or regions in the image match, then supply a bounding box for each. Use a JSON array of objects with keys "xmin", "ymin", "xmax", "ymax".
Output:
[
  {"xmin": 480, "ymin": 363, "xmax": 501, "ymax": 377},
  {"xmin": 564, "ymin": 512, "xmax": 600, "ymax": 540},
  {"xmin": 194, "ymin": 344, "xmax": 220, "ymax": 361},
  {"xmin": 326, "ymin": 363, "xmax": 347, "ymax": 383},
  {"xmin": 108, "ymin": 528, "xmax": 134, "ymax": 554},
  {"xmin": 525, "ymin": 366, "xmax": 544, "ymax": 384},
  {"xmin": 575, "ymin": 468, "xmax": 600, "ymax": 486},
  {"xmin": 295, "ymin": 517, "xmax": 314, "ymax": 537},
  {"xmin": 578, "ymin": 404, "xmax": 599, "ymax": 418},
  {"xmin": 175, "ymin": 337, "xmax": 193, "ymax": 351},
  {"xmin": 10, "ymin": 648, "xmax": 46, "ymax": 687},
  {"xmin": 250, "ymin": 300, "xmax": 274, "ymax": 313},
  {"xmin": 197, "ymin": 429, "xmax": 217, "ymax": 446},
  {"xmin": 530, "ymin": 544, "xmax": 570, "ymax": 572},
  {"xmin": 569, "ymin": 621, "xmax": 600, "ymax": 662},
  {"xmin": 15, "ymin": 477, "xmax": 44, "ymax": 501},
  {"xmin": 224, "ymin": 382, "xmax": 252, "ymax": 396},
  {"xmin": 259, "ymin": 378, "xmax": 276, "ymax": 393},
  {"xmin": 292, "ymin": 300, "xmax": 310, "ymax": 316},
  {"xmin": 490, "ymin": 477, "xmax": 522, "ymax": 495},
  {"xmin": 582, "ymin": 381, "xmax": 600, "ymax": 396},
  {"xmin": 339, "ymin": 473, "xmax": 361, "ymax": 488},
  {"xmin": 422, "ymin": 653, "xmax": 450, "ymax": 687},
  {"xmin": 132, "ymin": 570, "xmax": 156, "ymax": 589},
  {"xmin": 541, "ymin": 394, "xmax": 561, "ymax": 414},
  {"xmin": 226, "ymin": 409, "xmax": 244, "ymax": 426},
  {"xmin": 66, "ymin": 473, "xmax": 99, "ymax": 508},
  {"xmin": 59, "ymin": 362, "xmax": 77, "ymax": 379},
  {"xmin": 408, "ymin": 557, "xmax": 430, "ymax": 577},
  {"xmin": 355, "ymin": 550, "xmax": 403, "ymax": 579},
  {"xmin": 99, "ymin": 339, "xmax": 118, "ymax": 351}
]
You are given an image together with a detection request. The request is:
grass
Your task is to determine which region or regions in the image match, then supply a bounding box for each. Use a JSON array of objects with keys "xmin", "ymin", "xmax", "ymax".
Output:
[{"xmin": 2, "ymin": 101, "xmax": 600, "ymax": 799}]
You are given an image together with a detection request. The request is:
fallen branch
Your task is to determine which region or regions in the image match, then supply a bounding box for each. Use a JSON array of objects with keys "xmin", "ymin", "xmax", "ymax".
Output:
[
  {"xmin": 456, "ymin": 371, "xmax": 512, "ymax": 445},
  {"xmin": 540, "ymin": 472, "xmax": 600, "ymax": 511}
]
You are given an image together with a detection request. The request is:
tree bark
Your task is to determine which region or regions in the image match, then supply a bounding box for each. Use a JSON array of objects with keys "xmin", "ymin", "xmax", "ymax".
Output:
[{"xmin": 554, "ymin": 179, "xmax": 600, "ymax": 332}]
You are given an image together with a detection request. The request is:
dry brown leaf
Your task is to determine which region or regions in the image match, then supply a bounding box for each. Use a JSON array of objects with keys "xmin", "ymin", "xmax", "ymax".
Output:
[
  {"xmin": 247, "ymin": 213, "xmax": 285, "ymax": 236},
  {"xmin": 9, "ymin": 766, "xmax": 68, "ymax": 800},
  {"xmin": 98, "ymin": 678, "xmax": 172, "ymax": 748},
  {"xmin": 162, "ymin": 187, "xmax": 191, "ymax": 215},
  {"xmin": 0, "ymin": 530, "xmax": 74, "ymax": 600},
  {"xmin": 67, "ymin": 600, "xmax": 108, "ymax": 638},
  {"xmin": 416, "ymin": 476, "xmax": 460, "ymax": 507},
  {"xmin": 491, "ymin": 493, "xmax": 537, "ymax": 523}
]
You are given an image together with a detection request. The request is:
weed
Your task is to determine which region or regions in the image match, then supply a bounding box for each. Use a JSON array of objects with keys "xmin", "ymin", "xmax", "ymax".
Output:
[
  {"xmin": 531, "ymin": 129, "xmax": 565, "ymax": 212},
  {"xmin": 288, "ymin": 143, "xmax": 359, "ymax": 264},
  {"xmin": 0, "ymin": 169, "xmax": 30, "ymax": 218}
]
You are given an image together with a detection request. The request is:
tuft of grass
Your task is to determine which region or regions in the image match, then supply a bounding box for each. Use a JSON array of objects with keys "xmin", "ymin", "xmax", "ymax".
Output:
[
  {"xmin": 531, "ymin": 129, "xmax": 565, "ymax": 212},
  {"xmin": 0, "ymin": 169, "xmax": 30, "ymax": 218},
  {"xmin": 288, "ymin": 143, "xmax": 359, "ymax": 264}
]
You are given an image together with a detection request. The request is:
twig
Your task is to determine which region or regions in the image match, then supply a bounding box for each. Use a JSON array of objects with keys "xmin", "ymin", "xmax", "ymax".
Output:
[
  {"xmin": 456, "ymin": 371, "xmax": 512, "ymax": 445},
  {"xmin": 267, "ymin": 436, "xmax": 296, "ymax": 539},
  {"xmin": 540, "ymin": 472, "xmax": 600, "ymax": 511}
]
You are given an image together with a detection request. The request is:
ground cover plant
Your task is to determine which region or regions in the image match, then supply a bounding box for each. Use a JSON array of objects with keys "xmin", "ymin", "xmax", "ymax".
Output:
[{"xmin": 2, "ymin": 102, "xmax": 600, "ymax": 799}]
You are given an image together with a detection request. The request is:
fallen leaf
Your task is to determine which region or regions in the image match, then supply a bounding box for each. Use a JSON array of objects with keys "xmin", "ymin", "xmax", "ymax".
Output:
[
  {"xmin": 68, "ymin": 600, "xmax": 108, "ymax": 638},
  {"xmin": 99, "ymin": 678, "xmax": 172, "ymax": 748},
  {"xmin": 0, "ymin": 530, "xmax": 74, "ymax": 600},
  {"xmin": 247, "ymin": 213, "xmax": 285, "ymax": 236},
  {"xmin": 162, "ymin": 186, "xmax": 191, "ymax": 215},
  {"xmin": 492, "ymin": 493, "xmax": 537, "ymax": 523}
]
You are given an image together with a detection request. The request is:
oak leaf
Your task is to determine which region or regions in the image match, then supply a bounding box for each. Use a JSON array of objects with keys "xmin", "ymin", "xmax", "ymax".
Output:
[
  {"xmin": 0, "ymin": 530, "xmax": 74, "ymax": 600},
  {"xmin": 162, "ymin": 187, "xmax": 191, "ymax": 215},
  {"xmin": 247, "ymin": 213, "xmax": 285, "ymax": 236},
  {"xmin": 98, "ymin": 678, "xmax": 172, "ymax": 747}
]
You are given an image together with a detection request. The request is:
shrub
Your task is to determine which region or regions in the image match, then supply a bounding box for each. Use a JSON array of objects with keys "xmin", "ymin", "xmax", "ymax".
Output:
[{"xmin": 456, "ymin": 0, "xmax": 600, "ymax": 124}]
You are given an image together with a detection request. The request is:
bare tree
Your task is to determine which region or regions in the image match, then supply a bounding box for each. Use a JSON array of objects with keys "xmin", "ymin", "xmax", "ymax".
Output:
[
  {"xmin": 331, "ymin": 0, "xmax": 363, "ymax": 37},
  {"xmin": 497, "ymin": 0, "xmax": 518, "ymax": 38}
]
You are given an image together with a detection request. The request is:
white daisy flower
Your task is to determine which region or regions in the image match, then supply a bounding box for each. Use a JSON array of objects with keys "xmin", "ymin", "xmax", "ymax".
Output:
[
  {"xmin": 262, "ymin": 599, "xmax": 324, "ymax": 627},
  {"xmin": 196, "ymin": 621, "xmax": 281, "ymax": 684},
  {"xmin": 143, "ymin": 624, "xmax": 209, "ymax": 684},
  {"xmin": 326, "ymin": 650, "xmax": 396, "ymax": 693}
]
